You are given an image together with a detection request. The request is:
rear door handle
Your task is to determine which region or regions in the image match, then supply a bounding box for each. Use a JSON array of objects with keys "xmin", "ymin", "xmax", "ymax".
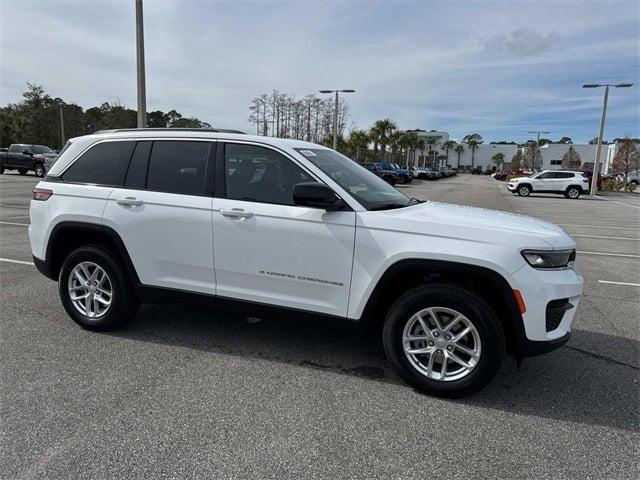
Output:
[
  {"xmin": 116, "ymin": 197, "xmax": 143, "ymax": 207},
  {"xmin": 221, "ymin": 208, "xmax": 253, "ymax": 218}
]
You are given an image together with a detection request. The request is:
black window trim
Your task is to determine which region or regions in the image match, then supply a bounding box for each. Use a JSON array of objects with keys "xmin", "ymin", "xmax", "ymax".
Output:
[
  {"xmin": 60, "ymin": 139, "xmax": 136, "ymax": 188},
  {"xmin": 217, "ymin": 140, "xmax": 352, "ymax": 210},
  {"xmin": 143, "ymin": 139, "xmax": 215, "ymax": 198},
  {"xmin": 57, "ymin": 138, "xmax": 217, "ymax": 197}
]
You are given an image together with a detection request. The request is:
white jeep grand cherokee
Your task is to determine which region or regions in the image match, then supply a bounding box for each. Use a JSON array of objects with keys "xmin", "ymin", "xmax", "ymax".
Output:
[{"xmin": 29, "ymin": 129, "xmax": 583, "ymax": 397}]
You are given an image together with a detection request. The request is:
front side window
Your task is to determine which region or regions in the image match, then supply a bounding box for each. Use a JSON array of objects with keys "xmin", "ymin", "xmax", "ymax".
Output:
[
  {"xmin": 32, "ymin": 145, "xmax": 53, "ymax": 154},
  {"xmin": 146, "ymin": 141, "xmax": 210, "ymax": 195},
  {"xmin": 63, "ymin": 141, "xmax": 135, "ymax": 186},
  {"xmin": 225, "ymin": 143, "xmax": 312, "ymax": 205},
  {"xmin": 295, "ymin": 148, "xmax": 412, "ymax": 210}
]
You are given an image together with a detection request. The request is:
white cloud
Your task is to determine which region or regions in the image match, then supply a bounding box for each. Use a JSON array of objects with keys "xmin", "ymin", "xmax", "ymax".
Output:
[{"xmin": 483, "ymin": 29, "xmax": 560, "ymax": 57}]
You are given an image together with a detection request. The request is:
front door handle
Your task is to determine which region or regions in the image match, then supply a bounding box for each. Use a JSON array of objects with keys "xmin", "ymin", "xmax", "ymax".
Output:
[
  {"xmin": 116, "ymin": 197, "xmax": 143, "ymax": 207},
  {"xmin": 221, "ymin": 208, "xmax": 253, "ymax": 218}
]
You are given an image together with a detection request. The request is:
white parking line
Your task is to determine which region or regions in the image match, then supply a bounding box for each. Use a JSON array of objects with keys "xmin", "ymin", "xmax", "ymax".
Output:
[
  {"xmin": 560, "ymin": 224, "xmax": 640, "ymax": 231},
  {"xmin": 0, "ymin": 257, "xmax": 34, "ymax": 266},
  {"xmin": 598, "ymin": 280, "xmax": 640, "ymax": 287},
  {"xmin": 0, "ymin": 204, "xmax": 29, "ymax": 209},
  {"xmin": 0, "ymin": 221, "xmax": 29, "ymax": 227},
  {"xmin": 595, "ymin": 196, "xmax": 640, "ymax": 210},
  {"xmin": 572, "ymin": 234, "xmax": 639, "ymax": 241},
  {"xmin": 577, "ymin": 251, "xmax": 640, "ymax": 258}
]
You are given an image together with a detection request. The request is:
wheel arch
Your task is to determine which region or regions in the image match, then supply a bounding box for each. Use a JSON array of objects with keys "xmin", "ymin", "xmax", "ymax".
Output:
[
  {"xmin": 43, "ymin": 221, "xmax": 139, "ymax": 283},
  {"xmin": 358, "ymin": 259, "xmax": 524, "ymax": 355}
]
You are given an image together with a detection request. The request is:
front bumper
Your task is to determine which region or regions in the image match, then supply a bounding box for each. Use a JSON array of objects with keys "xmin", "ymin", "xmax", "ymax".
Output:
[
  {"xmin": 507, "ymin": 183, "xmax": 517, "ymax": 191},
  {"xmin": 512, "ymin": 264, "xmax": 583, "ymax": 346}
]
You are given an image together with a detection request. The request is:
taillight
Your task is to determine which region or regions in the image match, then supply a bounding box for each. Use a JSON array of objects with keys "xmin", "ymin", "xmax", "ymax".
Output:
[{"xmin": 32, "ymin": 188, "xmax": 53, "ymax": 201}]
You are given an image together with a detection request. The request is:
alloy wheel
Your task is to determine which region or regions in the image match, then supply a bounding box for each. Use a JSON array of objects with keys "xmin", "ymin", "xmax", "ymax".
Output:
[
  {"xmin": 67, "ymin": 261, "xmax": 113, "ymax": 318},
  {"xmin": 402, "ymin": 307, "xmax": 481, "ymax": 382}
]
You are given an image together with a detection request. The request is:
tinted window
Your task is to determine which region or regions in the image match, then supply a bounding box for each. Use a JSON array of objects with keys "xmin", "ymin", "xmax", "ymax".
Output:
[
  {"xmin": 146, "ymin": 141, "xmax": 210, "ymax": 195},
  {"xmin": 124, "ymin": 141, "xmax": 151, "ymax": 189},
  {"xmin": 535, "ymin": 172, "xmax": 553, "ymax": 179},
  {"xmin": 63, "ymin": 141, "xmax": 135, "ymax": 186},
  {"xmin": 554, "ymin": 172, "xmax": 574, "ymax": 179},
  {"xmin": 225, "ymin": 143, "xmax": 312, "ymax": 205}
]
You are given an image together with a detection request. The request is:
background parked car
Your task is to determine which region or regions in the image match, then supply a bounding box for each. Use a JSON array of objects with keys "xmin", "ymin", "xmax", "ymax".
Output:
[
  {"xmin": 363, "ymin": 162, "xmax": 398, "ymax": 185},
  {"xmin": 377, "ymin": 162, "xmax": 412, "ymax": 184},
  {"xmin": 0, "ymin": 144, "xmax": 58, "ymax": 177}
]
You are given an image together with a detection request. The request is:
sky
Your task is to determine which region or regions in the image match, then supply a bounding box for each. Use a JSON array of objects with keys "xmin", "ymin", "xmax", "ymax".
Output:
[{"xmin": 1, "ymin": 0, "xmax": 639, "ymax": 143}]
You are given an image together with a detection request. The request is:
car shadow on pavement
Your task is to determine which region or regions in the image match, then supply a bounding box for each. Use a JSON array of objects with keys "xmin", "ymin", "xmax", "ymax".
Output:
[{"xmin": 110, "ymin": 303, "xmax": 639, "ymax": 433}]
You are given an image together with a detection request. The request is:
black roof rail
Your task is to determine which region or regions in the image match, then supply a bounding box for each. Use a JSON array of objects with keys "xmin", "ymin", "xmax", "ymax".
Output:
[{"xmin": 94, "ymin": 128, "xmax": 246, "ymax": 134}]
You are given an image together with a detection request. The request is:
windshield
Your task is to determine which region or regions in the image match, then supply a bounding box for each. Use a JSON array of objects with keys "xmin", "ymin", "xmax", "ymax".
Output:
[
  {"xmin": 32, "ymin": 145, "xmax": 53, "ymax": 154},
  {"xmin": 295, "ymin": 148, "xmax": 413, "ymax": 210}
]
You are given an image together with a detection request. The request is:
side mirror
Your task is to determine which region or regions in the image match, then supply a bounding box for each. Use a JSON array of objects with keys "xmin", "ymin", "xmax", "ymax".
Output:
[{"xmin": 292, "ymin": 182, "xmax": 346, "ymax": 211}]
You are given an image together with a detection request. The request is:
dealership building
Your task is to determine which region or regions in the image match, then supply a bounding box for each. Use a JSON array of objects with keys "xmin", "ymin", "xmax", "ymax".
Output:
[{"xmin": 415, "ymin": 131, "xmax": 617, "ymax": 173}]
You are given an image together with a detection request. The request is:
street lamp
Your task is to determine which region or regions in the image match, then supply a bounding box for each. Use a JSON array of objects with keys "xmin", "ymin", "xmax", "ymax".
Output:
[
  {"xmin": 582, "ymin": 82, "xmax": 634, "ymax": 197},
  {"xmin": 319, "ymin": 89, "xmax": 355, "ymax": 150},
  {"xmin": 135, "ymin": 0, "xmax": 147, "ymax": 128}
]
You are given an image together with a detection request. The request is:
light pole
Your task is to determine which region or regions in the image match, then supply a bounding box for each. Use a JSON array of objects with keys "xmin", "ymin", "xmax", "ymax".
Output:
[
  {"xmin": 528, "ymin": 130, "xmax": 549, "ymax": 171},
  {"xmin": 583, "ymin": 83, "xmax": 634, "ymax": 197},
  {"xmin": 59, "ymin": 104, "xmax": 65, "ymax": 148},
  {"xmin": 135, "ymin": 0, "xmax": 147, "ymax": 128},
  {"xmin": 319, "ymin": 89, "xmax": 355, "ymax": 150}
]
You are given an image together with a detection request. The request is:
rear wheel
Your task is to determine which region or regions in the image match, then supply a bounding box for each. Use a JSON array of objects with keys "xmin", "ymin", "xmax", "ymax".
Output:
[
  {"xmin": 565, "ymin": 186, "xmax": 581, "ymax": 199},
  {"xmin": 0, "ymin": 163, "xmax": 4, "ymax": 174},
  {"xmin": 517, "ymin": 184, "xmax": 531, "ymax": 197},
  {"xmin": 34, "ymin": 163, "xmax": 45, "ymax": 178},
  {"xmin": 383, "ymin": 284, "xmax": 504, "ymax": 398},
  {"xmin": 17, "ymin": 168, "xmax": 28, "ymax": 175},
  {"xmin": 58, "ymin": 245, "xmax": 139, "ymax": 331}
]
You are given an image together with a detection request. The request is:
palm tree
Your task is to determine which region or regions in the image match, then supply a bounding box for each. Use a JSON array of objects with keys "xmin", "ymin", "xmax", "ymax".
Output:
[
  {"xmin": 346, "ymin": 130, "xmax": 370, "ymax": 162},
  {"xmin": 369, "ymin": 118, "xmax": 397, "ymax": 161},
  {"xmin": 454, "ymin": 144, "xmax": 464, "ymax": 169},
  {"xmin": 442, "ymin": 140, "xmax": 457, "ymax": 166},
  {"xmin": 463, "ymin": 133, "xmax": 483, "ymax": 169},
  {"xmin": 492, "ymin": 152, "xmax": 505, "ymax": 171},
  {"xmin": 388, "ymin": 130, "xmax": 404, "ymax": 162}
]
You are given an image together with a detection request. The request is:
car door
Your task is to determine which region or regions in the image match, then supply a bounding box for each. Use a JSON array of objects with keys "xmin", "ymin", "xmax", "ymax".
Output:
[
  {"xmin": 103, "ymin": 139, "xmax": 216, "ymax": 295},
  {"xmin": 212, "ymin": 142, "xmax": 356, "ymax": 317},
  {"xmin": 532, "ymin": 172, "xmax": 553, "ymax": 191}
]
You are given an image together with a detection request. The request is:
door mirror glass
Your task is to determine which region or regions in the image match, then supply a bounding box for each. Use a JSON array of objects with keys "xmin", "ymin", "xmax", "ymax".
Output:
[{"xmin": 293, "ymin": 182, "xmax": 346, "ymax": 211}]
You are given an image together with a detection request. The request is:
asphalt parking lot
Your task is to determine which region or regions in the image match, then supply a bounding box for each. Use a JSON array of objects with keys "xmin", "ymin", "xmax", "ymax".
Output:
[{"xmin": 1, "ymin": 172, "xmax": 638, "ymax": 479}]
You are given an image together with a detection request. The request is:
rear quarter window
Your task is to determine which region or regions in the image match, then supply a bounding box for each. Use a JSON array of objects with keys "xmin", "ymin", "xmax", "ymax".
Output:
[{"xmin": 62, "ymin": 141, "xmax": 135, "ymax": 186}]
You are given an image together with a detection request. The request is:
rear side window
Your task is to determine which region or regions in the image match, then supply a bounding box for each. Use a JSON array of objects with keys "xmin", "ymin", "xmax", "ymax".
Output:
[
  {"xmin": 146, "ymin": 141, "xmax": 210, "ymax": 196},
  {"xmin": 554, "ymin": 172, "xmax": 574, "ymax": 179},
  {"xmin": 63, "ymin": 141, "xmax": 135, "ymax": 186}
]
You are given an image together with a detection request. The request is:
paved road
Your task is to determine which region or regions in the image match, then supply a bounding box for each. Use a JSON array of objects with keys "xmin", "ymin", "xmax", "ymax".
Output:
[{"xmin": 1, "ymin": 172, "xmax": 638, "ymax": 479}]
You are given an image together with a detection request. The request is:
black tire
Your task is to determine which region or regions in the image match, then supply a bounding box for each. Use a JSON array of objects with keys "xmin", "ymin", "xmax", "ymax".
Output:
[
  {"xmin": 400, "ymin": 175, "xmax": 409, "ymax": 184},
  {"xmin": 565, "ymin": 186, "xmax": 581, "ymax": 199},
  {"xmin": 17, "ymin": 168, "xmax": 28, "ymax": 175},
  {"xmin": 383, "ymin": 284, "xmax": 504, "ymax": 398},
  {"xmin": 517, "ymin": 184, "xmax": 531, "ymax": 197},
  {"xmin": 0, "ymin": 163, "xmax": 4, "ymax": 174},
  {"xmin": 58, "ymin": 245, "xmax": 139, "ymax": 331},
  {"xmin": 34, "ymin": 163, "xmax": 45, "ymax": 178}
]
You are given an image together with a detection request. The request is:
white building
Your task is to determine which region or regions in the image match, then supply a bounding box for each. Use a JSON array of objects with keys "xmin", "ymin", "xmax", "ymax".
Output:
[{"xmin": 413, "ymin": 128, "xmax": 618, "ymax": 173}]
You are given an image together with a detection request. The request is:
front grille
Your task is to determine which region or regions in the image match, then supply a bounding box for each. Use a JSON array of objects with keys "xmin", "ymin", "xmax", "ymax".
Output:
[{"xmin": 546, "ymin": 298, "xmax": 573, "ymax": 332}]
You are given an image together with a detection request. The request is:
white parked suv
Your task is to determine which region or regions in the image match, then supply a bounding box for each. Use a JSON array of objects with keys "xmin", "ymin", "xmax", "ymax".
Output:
[
  {"xmin": 29, "ymin": 129, "xmax": 583, "ymax": 397},
  {"xmin": 507, "ymin": 170, "xmax": 590, "ymax": 199}
]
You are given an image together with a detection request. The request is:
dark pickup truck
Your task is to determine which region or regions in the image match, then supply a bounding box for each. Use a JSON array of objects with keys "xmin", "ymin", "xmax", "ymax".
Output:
[{"xmin": 0, "ymin": 144, "xmax": 58, "ymax": 177}]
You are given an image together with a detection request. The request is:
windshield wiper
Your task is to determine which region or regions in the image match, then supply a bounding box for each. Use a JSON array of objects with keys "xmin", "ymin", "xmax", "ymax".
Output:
[{"xmin": 369, "ymin": 203, "xmax": 410, "ymax": 211}]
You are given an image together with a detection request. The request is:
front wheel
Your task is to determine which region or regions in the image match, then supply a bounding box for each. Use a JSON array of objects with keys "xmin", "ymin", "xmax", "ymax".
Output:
[
  {"xmin": 517, "ymin": 184, "xmax": 531, "ymax": 197},
  {"xmin": 58, "ymin": 245, "xmax": 139, "ymax": 331},
  {"xmin": 17, "ymin": 168, "xmax": 28, "ymax": 175},
  {"xmin": 34, "ymin": 163, "xmax": 45, "ymax": 177},
  {"xmin": 565, "ymin": 186, "xmax": 581, "ymax": 199},
  {"xmin": 383, "ymin": 284, "xmax": 504, "ymax": 398}
]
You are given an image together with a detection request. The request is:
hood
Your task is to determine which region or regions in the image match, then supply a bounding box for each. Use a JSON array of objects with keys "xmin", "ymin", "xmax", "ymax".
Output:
[
  {"xmin": 34, "ymin": 153, "xmax": 58, "ymax": 160},
  {"xmin": 509, "ymin": 176, "xmax": 531, "ymax": 182},
  {"xmin": 371, "ymin": 201, "xmax": 575, "ymax": 249}
]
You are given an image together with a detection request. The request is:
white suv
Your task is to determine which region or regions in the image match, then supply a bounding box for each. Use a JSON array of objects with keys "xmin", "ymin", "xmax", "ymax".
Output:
[
  {"xmin": 508, "ymin": 170, "xmax": 590, "ymax": 199},
  {"xmin": 29, "ymin": 129, "xmax": 583, "ymax": 397}
]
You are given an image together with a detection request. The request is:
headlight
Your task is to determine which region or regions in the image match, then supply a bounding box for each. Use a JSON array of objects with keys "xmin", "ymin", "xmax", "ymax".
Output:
[{"xmin": 522, "ymin": 249, "xmax": 575, "ymax": 269}]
